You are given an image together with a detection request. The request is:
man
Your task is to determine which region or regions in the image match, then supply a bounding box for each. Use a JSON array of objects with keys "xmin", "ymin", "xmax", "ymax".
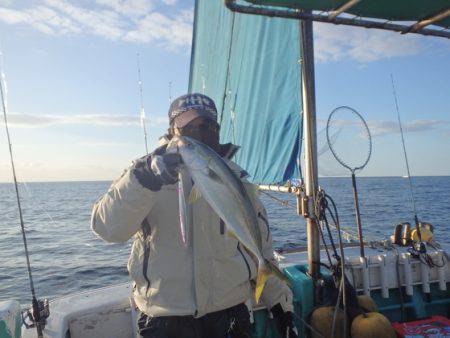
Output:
[{"xmin": 91, "ymin": 93, "xmax": 297, "ymax": 338}]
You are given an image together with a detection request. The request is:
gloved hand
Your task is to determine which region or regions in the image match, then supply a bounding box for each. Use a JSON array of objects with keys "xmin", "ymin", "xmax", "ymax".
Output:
[
  {"xmin": 132, "ymin": 151, "xmax": 182, "ymax": 191},
  {"xmin": 271, "ymin": 304, "xmax": 298, "ymax": 338},
  {"xmin": 150, "ymin": 153, "xmax": 182, "ymax": 185}
]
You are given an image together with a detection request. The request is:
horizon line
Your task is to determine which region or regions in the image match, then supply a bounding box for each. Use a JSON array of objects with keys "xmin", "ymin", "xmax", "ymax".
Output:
[{"xmin": 1, "ymin": 175, "xmax": 450, "ymax": 184}]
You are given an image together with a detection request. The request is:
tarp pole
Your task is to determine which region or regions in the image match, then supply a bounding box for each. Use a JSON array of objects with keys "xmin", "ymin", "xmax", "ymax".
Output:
[
  {"xmin": 300, "ymin": 15, "xmax": 321, "ymax": 282},
  {"xmin": 224, "ymin": 0, "xmax": 450, "ymax": 39},
  {"xmin": 258, "ymin": 184, "xmax": 300, "ymax": 194}
]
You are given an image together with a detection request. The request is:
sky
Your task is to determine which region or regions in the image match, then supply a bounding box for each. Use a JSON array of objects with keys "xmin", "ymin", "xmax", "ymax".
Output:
[{"xmin": 0, "ymin": 0, "xmax": 449, "ymax": 182}]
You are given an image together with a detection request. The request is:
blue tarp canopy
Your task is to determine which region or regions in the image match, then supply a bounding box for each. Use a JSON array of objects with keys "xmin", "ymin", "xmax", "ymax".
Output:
[{"xmin": 189, "ymin": 0, "xmax": 302, "ymax": 184}]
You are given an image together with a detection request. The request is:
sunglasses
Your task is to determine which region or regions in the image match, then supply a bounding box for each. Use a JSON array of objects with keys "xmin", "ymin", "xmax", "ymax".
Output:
[{"xmin": 179, "ymin": 122, "xmax": 219, "ymax": 134}]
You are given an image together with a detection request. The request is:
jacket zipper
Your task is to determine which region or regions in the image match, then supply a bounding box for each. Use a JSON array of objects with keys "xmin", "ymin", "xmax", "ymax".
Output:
[
  {"xmin": 141, "ymin": 219, "xmax": 152, "ymax": 296},
  {"xmin": 219, "ymin": 218, "xmax": 225, "ymax": 235},
  {"xmin": 258, "ymin": 212, "xmax": 270, "ymax": 241},
  {"xmin": 237, "ymin": 243, "xmax": 252, "ymax": 280}
]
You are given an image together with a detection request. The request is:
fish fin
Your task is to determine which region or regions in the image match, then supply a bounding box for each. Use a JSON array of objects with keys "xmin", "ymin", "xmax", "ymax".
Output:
[
  {"xmin": 206, "ymin": 168, "xmax": 223, "ymax": 183},
  {"xmin": 255, "ymin": 265, "xmax": 271, "ymax": 304},
  {"xmin": 225, "ymin": 229, "xmax": 238, "ymax": 240},
  {"xmin": 246, "ymin": 184, "xmax": 258, "ymax": 200},
  {"xmin": 188, "ymin": 185, "xmax": 202, "ymax": 204}
]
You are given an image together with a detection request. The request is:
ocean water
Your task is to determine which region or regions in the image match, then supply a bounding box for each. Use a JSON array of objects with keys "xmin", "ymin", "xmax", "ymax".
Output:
[{"xmin": 0, "ymin": 176, "xmax": 449, "ymax": 305}]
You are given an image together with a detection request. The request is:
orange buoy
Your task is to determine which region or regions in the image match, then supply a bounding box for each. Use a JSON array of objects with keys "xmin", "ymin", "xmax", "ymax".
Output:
[
  {"xmin": 351, "ymin": 312, "xmax": 396, "ymax": 338},
  {"xmin": 310, "ymin": 306, "xmax": 346, "ymax": 338}
]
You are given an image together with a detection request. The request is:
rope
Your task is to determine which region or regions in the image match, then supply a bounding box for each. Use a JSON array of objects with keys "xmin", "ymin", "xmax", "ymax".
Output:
[
  {"xmin": 292, "ymin": 313, "xmax": 325, "ymax": 338},
  {"xmin": 331, "ymin": 277, "xmax": 344, "ymax": 338},
  {"xmin": 259, "ymin": 189, "xmax": 375, "ymax": 244},
  {"xmin": 259, "ymin": 190, "xmax": 297, "ymax": 209}
]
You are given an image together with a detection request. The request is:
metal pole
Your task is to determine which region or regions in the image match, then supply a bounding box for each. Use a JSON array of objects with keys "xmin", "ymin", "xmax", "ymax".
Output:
[
  {"xmin": 300, "ymin": 16, "xmax": 320, "ymax": 280},
  {"xmin": 258, "ymin": 184, "xmax": 300, "ymax": 194},
  {"xmin": 351, "ymin": 172, "xmax": 365, "ymax": 258},
  {"xmin": 224, "ymin": 0, "xmax": 450, "ymax": 39}
]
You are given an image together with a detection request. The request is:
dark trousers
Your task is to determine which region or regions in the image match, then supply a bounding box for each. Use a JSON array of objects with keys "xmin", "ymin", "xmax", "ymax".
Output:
[{"xmin": 138, "ymin": 303, "xmax": 252, "ymax": 338}]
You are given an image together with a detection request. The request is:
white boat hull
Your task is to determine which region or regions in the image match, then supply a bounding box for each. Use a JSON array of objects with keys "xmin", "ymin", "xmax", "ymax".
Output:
[{"xmin": 12, "ymin": 243, "xmax": 449, "ymax": 338}]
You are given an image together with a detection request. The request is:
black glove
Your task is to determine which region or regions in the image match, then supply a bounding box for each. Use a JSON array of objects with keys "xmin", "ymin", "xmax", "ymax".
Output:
[
  {"xmin": 150, "ymin": 153, "xmax": 181, "ymax": 185},
  {"xmin": 271, "ymin": 304, "xmax": 298, "ymax": 338},
  {"xmin": 132, "ymin": 152, "xmax": 182, "ymax": 191}
]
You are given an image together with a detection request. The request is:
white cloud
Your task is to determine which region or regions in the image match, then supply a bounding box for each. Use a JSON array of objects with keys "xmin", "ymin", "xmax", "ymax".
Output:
[
  {"xmin": 0, "ymin": 7, "xmax": 28, "ymax": 25},
  {"xmin": 368, "ymin": 119, "xmax": 449, "ymax": 136},
  {"xmin": 95, "ymin": 0, "xmax": 154, "ymax": 17},
  {"xmin": 314, "ymin": 22, "xmax": 423, "ymax": 63},
  {"xmin": 0, "ymin": 7, "xmax": 53, "ymax": 34},
  {"xmin": 2, "ymin": 113, "xmax": 168, "ymax": 127},
  {"xmin": 78, "ymin": 141, "xmax": 138, "ymax": 147},
  {"xmin": 3, "ymin": 1, "xmax": 436, "ymax": 61},
  {"xmin": 318, "ymin": 118, "xmax": 450, "ymax": 137},
  {"xmin": 0, "ymin": 1, "xmax": 193, "ymax": 49},
  {"xmin": 162, "ymin": 0, "xmax": 177, "ymax": 5},
  {"xmin": 124, "ymin": 11, "xmax": 192, "ymax": 48},
  {"xmin": 44, "ymin": 0, "xmax": 126, "ymax": 40}
]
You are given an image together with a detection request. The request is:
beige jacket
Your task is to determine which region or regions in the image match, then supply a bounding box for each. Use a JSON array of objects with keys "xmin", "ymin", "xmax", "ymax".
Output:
[{"xmin": 91, "ymin": 154, "xmax": 292, "ymax": 318}]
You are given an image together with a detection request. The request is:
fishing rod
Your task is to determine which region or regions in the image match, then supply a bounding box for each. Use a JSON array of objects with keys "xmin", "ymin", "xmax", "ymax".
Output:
[
  {"xmin": 137, "ymin": 53, "xmax": 149, "ymax": 155},
  {"xmin": 0, "ymin": 49, "xmax": 45, "ymax": 338},
  {"xmin": 390, "ymin": 74, "xmax": 424, "ymax": 252}
]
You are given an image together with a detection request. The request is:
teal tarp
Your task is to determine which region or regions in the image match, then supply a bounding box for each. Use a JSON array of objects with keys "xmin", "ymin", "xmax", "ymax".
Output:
[{"xmin": 189, "ymin": 0, "xmax": 302, "ymax": 185}]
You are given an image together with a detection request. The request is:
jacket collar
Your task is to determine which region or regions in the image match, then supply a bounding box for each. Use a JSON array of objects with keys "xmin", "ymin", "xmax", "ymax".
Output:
[{"xmin": 219, "ymin": 143, "xmax": 240, "ymax": 160}]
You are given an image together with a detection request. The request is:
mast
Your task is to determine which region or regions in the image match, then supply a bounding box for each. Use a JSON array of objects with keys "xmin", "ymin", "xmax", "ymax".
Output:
[
  {"xmin": 300, "ymin": 14, "xmax": 320, "ymax": 280},
  {"xmin": 137, "ymin": 53, "xmax": 149, "ymax": 155}
]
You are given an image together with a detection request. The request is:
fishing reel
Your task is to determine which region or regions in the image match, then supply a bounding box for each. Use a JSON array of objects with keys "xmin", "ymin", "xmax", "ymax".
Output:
[
  {"xmin": 22, "ymin": 298, "xmax": 50, "ymax": 331},
  {"xmin": 391, "ymin": 222, "xmax": 434, "ymax": 247}
]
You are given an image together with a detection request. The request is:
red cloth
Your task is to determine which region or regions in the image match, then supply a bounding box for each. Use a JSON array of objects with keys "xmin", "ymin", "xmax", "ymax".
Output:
[{"xmin": 392, "ymin": 316, "xmax": 450, "ymax": 337}]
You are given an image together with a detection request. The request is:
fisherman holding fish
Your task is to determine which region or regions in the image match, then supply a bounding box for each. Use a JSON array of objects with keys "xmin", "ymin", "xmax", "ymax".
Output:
[{"xmin": 91, "ymin": 93, "xmax": 297, "ymax": 338}]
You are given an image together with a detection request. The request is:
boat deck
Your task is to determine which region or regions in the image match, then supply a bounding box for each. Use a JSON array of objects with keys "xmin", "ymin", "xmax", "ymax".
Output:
[{"xmin": 17, "ymin": 243, "xmax": 449, "ymax": 338}]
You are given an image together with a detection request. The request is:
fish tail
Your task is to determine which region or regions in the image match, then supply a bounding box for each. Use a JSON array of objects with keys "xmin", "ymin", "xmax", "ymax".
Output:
[{"xmin": 255, "ymin": 264, "xmax": 271, "ymax": 304}]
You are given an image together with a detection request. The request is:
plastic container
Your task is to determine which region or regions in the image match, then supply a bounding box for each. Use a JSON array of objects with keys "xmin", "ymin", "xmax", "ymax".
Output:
[{"xmin": 0, "ymin": 300, "xmax": 21, "ymax": 338}]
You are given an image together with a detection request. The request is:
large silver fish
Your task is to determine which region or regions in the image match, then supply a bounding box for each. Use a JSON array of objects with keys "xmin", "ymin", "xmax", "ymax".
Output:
[{"xmin": 168, "ymin": 135, "xmax": 274, "ymax": 303}]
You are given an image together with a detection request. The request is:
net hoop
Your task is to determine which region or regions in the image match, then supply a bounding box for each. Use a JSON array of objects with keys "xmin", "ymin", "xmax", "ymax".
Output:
[{"xmin": 326, "ymin": 106, "xmax": 372, "ymax": 173}]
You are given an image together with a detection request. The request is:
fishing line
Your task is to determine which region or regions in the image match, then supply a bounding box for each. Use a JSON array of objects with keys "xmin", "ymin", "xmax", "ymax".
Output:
[
  {"xmin": 0, "ymin": 47, "xmax": 44, "ymax": 338},
  {"xmin": 292, "ymin": 312, "xmax": 325, "ymax": 338},
  {"xmin": 331, "ymin": 277, "xmax": 343, "ymax": 338},
  {"xmin": 322, "ymin": 192, "xmax": 348, "ymax": 338},
  {"xmin": 390, "ymin": 74, "xmax": 423, "ymax": 246},
  {"xmin": 21, "ymin": 182, "xmax": 58, "ymax": 226}
]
